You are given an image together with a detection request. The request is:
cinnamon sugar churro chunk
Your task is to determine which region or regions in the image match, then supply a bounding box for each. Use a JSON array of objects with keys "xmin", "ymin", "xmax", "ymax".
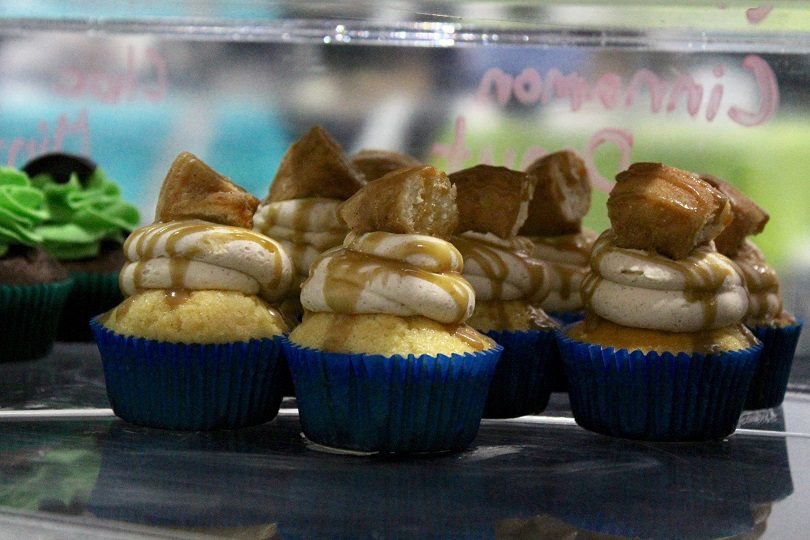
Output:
[
  {"xmin": 608, "ymin": 162, "xmax": 732, "ymax": 260},
  {"xmin": 701, "ymin": 174, "xmax": 769, "ymax": 257},
  {"xmin": 155, "ymin": 152, "xmax": 259, "ymax": 229},
  {"xmin": 522, "ymin": 150, "xmax": 591, "ymax": 236},
  {"xmin": 450, "ymin": 165, "xmax": 535, "ymax": 239},
  {"xmin": 350, "ymin": 149, "xmax": 422, "ymax": 183},
  {"xmin": 267, "ymin": 125, "xmax": 365, "ymax": 202},
  {"xmin": 338, "ymin": 165, "xmax": 458, "ymax": 238}
]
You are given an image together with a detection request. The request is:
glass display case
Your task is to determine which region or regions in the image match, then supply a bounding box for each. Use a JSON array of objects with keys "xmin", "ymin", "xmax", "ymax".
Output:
[{"xmin": 1, "ymin": 1, "xmax": 810, "ymax": 537}]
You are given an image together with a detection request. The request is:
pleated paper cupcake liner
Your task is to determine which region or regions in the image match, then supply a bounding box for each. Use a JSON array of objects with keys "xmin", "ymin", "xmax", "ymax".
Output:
[
  {"xmin": 482, "ymin": 328, "xmax": 556, "ymax": 418},
  {"xmin": 546, "ymin": 311, "xmax": 584, "ymax": 393},
  {"xmin": 283, "ymin": 338, "xmax": 502, "ymax": 454},
  {"xmin": 549, "ymin": 311, "xmax": 584, "ymax": 326},
  {"xmin": 91, "ymin": 318, "xmax": 285, "ymax": 431},
  {"xmin": 744, "ymin": 320, "xmax": 802, "ymax": 410},
  {"xmin": 58, "ymin": 271, "xmax": 123, "ymax": 342},
  {"xmin": 556, "ymin": 330, "xmax": 762, "ymax": 441},
  {"xmin": 0, "ymin": 278, "xmax": 73, "ymax": 361}
]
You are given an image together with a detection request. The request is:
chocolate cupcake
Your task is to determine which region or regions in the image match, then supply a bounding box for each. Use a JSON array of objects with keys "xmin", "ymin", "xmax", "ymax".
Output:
[
  {"xmin": 0, "ymin": 167, "xmax": 72, "ymax": 360},
  {"xmin": 25, "ymin": 153, "xmax": 139, "ymax": 341}
]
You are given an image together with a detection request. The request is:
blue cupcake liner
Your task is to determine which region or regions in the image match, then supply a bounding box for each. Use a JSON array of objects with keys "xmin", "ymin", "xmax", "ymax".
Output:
[
  {"xmin": 545, "ymin": 312, "xmax": 584, "ymax": 392},
  {"xmin": 556, "ymin": 329, "xmax": 762, "ymax": 441},
  {"xmin": 282, "ymin": 338, "xmax": 502, "ymax": 454},
  {"xmin": 91, "ymin": 318, "xmax": 285, "ymax": 431},
  {"xmin": 744, "ymin": 319, "xmax": 803, "ymax": 410},
  {"xmin": 482, "ymin": 328, "xmax": 556, "ymax": 418}
]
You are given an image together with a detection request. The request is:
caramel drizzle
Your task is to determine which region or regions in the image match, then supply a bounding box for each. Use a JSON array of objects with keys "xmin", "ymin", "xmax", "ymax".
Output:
[
  {"xmin": 734, "ymin": 243, "xmax": 782, "ymax": 320},
  {"xmin": 585, "ymin": 230, "xmax": 740, "ymax": 328},
  {"xmin": 348, "ymin": 231, "xmax": 461, "ymax": 273},
  {"xmin": 320, "ymin": 249, "xmax": 472, "ymax": 323},
  {"xmin": 453, "ymin": 235, "xmax": 546, "ymax": 301}
]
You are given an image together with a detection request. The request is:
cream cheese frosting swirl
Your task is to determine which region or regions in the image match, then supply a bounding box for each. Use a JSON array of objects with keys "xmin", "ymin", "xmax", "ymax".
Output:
[
  {"xmin": 733, "ymin": 240, "xmax": 782, "ymax": 324},
  {"xmin": 528, "ymin": 229, "xmax": 596, "ymax": 312},
  {"xmin": 300, "ymin": 231, "xmax": 475, "ymax": 324},
  {"xmin": 582, "ymin": 229, "xmax": 748, "ymax": 332},
  {"xmin": 453, "ymin": 231, "xmax": 549, "ymax": 303},
  {"xmin": 120, "ymin": 219, "xmax": 293, "ymax": 303},
  {"xmin": 253, "ymin": 197, "xmax": 347, "ymax": 278}
]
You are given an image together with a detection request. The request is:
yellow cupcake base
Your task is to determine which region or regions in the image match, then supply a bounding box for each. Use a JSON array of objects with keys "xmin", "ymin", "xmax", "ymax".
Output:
[
  {"xmin": 290, "ymin": 312, "xmax": 494, "ymax": 357},
  {"xmin": 101, "ymin": 289, "xmax": 287, "ymax": 343}
]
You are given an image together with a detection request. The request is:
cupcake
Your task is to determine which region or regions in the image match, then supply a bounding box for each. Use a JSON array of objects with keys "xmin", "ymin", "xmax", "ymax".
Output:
[
  {"xmin": 284, "ymin": 165, "xmax": 502, "ymax": 453},
  {"xmin": 449, "ymin": 164, "xmax": 559, "ymax": 418},
  {"xmin": 703, "ymin": 175, "xmax": 802, "ymax": 410},
  {"xmin": 558, "ymin": 162, "xmax": 763, "ymax": 441},
  {"xmin": 92, "ymin": 152, "xmax": 294, "ymax": 430},
  {"xmin": 0, "ymin": 166, "xmax": 72, "ymax": 360},
  {"xmin": 24, "ymin": 153, "xmax": 139, "ymax": 341},
  {"xmin": 519, "ymin": 151, "xmax": 596, "ymax": 393},
  {"xmin": 252, "ymin": 126, "xmax": 365, "ymax": 326}
]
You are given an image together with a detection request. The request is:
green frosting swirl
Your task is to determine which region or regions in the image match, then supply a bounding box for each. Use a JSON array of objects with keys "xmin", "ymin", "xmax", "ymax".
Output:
[
  {"xmin": 0, "ymin": 167, "xmax": 49, "ymax": 258},
  {"xmin": 32, "ymin": 168, "xmax": 140, "ymax": 260}
]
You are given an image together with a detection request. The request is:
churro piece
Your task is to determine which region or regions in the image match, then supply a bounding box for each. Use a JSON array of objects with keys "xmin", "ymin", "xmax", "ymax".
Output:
[
  {"xmin": 155, "ymin": 152, "xmax": 259, "ymax": 229},
  {"xmin": 450, "ymin": 165, "xmax": 535, "ymax": 238},
  {"xmin": 608, "ymin": 163, "xmax": 732, "ymax": 260},
  {"xmin": 266, "ymin": 126, "xmax": 365, "ymax": 202},
  {"xmin": 701, "ymin": 174, "xmax": 769, "ymax": 257},
  {"xmin": 522, "ymin": 150, "xmax": 591, "ymax": 236},
  {"xmin": 338, "ymin": 165, "xmax": 458, "ymax": 238}
]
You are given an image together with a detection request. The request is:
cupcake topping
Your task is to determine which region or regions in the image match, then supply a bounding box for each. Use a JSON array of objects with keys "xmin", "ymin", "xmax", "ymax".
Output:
[
  {"xmin": 701, "ymin": 174, "xmax": 769, "ymax": 258},
  {"xmin": 521, "ymin": 150, "xmax": 591, "ymax": 236},
  {"xmin": 582, "ymin": 229, "xmax": 748, "ymax": 332},
  {"xmin": 733, "ymin": 240, "xmax": 783, "ymax": 324},
  {"xmin": 451, "ymin": 165, "xmax": 549, "ymax": 304},
  {"xmin": 453, "ymin": 232, "xmax": 548, "ymax": 303},
  {"xmin": 301, "ymin": 232, "xmax": 474, "ymax": 324},
  {"xmin": 266, "ymin": 125, "xmax": 365, "ymax": 202},
  {"xmin": 449, "ymin": 164, "xmax": 535, "ymax": 239},
  {"xmin": 23, "ymin": 152, "xmax": 96, "ymax": 185},
  {"xmin": 528, "ymin": 230, "xmax": 596, "ymax": 313},
  {"xmin": 120, "ymin": 219, "xmax": 293, "ymax": 302},
  {"xmin": 339, "ymin": 166, "xmax": 459, "ymax": 238},
  {"xmin": 517, "ymin": 150, "xmax": 595, "ymax": 313},
  {"xmin": 25, "ymin": 154, "xmax": 140, "ymax": 261},
  {"xmin": 300, "ymin": 167, "xmax": 476, "ymax": 324},
  {"xmin": 156, "ymin": 152, "xmax": 259, "ymax": 229},
  {"xmin": 253, "ymin": 197, "xmax": 346, "ymax": 277},
  {"xmin": 700, "ymin": 175, "xmax": 791, "ymax": 325},
  {"xmin": 0, "ymin": 167, "xmax": 49, "ymax": 257},
  {"xmin": 608, "ymin": 163, "xmax": 732, "ymax": 260},
  {"xmin": 120, "ymin": 153, "xmax": 293, "ymax": 303}
]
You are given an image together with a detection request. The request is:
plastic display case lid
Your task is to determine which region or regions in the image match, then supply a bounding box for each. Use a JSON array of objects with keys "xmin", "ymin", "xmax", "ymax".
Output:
[{"xmin": 0, "ymin": 1, "xmax": 809, "ymax": 51}]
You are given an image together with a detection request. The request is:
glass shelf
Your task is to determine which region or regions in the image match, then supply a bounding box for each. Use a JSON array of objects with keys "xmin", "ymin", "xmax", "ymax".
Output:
[{"xmin": 0, "ymin": 344, "xmax": 809, "ymax": 538}]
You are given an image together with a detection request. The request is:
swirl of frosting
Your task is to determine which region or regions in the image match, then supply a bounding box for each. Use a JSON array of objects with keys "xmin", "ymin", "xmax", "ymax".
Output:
[
  {"xmin": 582, "ymin": 230, "xmax": 748, "ymax": 332},
  {"xmin": 0, "ymin": 167, "xmax": 49, "ymax": 256},
  {"xmin": 253, "ymin": 198, "xmax": 347, "ymax": 277},
  {"xmin": 119, "ymin": 219, "xmax": 293, "ymax": 302},
  {"xmin": 733, "ymin": 240, "xmax": 782, "ymax": 324},
  {"xmin": 528, "ymin": 230, "xmax": 596, "ymax": 312},
  {"xmin": 300, "ymin": 231, "xmax": 475, "ymax": 324},
  {"xmin": 453, "ymin": 231, "xmax": 549, "ymax": 303},
  {"xmin": 31, "ymin": 168, "xmax": 139, "ymax": 260}
]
